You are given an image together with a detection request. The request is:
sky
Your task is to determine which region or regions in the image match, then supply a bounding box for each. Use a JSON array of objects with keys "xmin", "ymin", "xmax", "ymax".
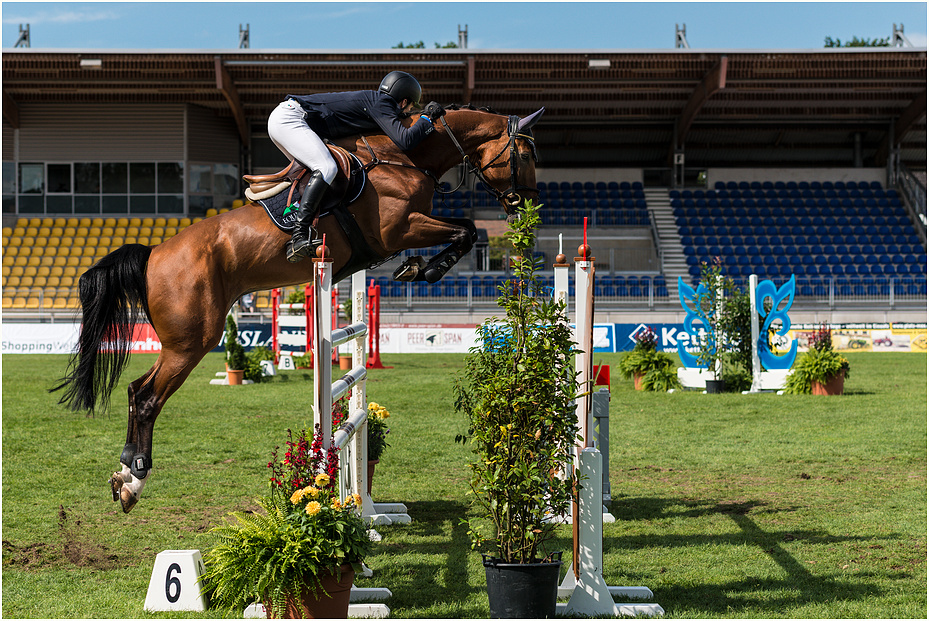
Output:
[{"xmin": 1, "ymin": 1, "xmax": 926, "ymax": 50}]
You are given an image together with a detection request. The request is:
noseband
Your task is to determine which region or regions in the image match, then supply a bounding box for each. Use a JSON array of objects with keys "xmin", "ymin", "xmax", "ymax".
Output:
[{"xmin": 441, "ymin": 115, "xmax": 539, "ymax": 212}]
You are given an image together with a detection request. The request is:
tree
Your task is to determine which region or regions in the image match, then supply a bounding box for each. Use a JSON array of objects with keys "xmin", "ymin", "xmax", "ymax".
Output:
[
  {"xmin": 392, "ymin": 40, "xmax": 458, "ymax": 49},
  {"xmin": 824, "ymin": 35, "xmax": 890, "ymax": 47}
]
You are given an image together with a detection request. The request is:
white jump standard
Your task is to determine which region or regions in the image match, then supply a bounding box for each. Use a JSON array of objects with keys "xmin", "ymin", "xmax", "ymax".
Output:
[{"xmin": 553, "ymin": 233, "xmax": 665, "ymax": 618}]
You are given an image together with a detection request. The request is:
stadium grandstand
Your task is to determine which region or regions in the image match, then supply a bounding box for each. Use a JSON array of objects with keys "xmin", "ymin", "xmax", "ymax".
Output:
[{"xmin": 2, "ymin": 47, "xmax": 926, "ymax": 324}]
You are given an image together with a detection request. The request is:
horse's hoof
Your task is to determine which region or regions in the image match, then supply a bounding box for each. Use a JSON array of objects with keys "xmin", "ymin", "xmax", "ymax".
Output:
[
  {"xmin": 119, "ymin": 487, "xmax": 139, "ymax": 514},
  {"xmin": 424, "ymin": 268, "xmax": 443, "ymax": 284},
  {"xmin": 393, "ymin": 257, "xmax": 425, "ymax": 282},
  {"xmin": 109, "ymin": 472, "xmax": 124, "ymax": 502}
]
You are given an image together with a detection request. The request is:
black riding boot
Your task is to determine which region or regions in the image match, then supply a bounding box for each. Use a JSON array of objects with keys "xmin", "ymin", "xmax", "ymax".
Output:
[{"xmin": 286, "ymin": 170, "xmax": 329, "ymax": 263}]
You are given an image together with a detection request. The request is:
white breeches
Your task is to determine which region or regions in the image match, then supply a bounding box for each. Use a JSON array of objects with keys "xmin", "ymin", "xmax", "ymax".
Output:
[{"xmin": 267, "ymin": 100, "xmax": 338, "ymax": 184}]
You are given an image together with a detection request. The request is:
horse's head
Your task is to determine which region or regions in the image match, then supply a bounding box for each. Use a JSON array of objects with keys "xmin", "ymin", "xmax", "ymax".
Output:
[
  {"xmin": 442, "ymin": 107, "xmax": 544, "ymax": 218},
  {"xmin": 480, "ymin": 108, "xmax": 544, "ymax": 217}
]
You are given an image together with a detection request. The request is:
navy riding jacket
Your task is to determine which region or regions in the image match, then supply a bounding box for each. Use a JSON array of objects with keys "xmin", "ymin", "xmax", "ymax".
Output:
[{"xmin": 285, "ymin": 90, "xmax": 434, "ymax": 150}]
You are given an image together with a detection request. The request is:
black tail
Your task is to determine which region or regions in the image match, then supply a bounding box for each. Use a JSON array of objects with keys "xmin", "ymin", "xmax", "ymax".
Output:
[{"xmin": 51, "ymin": 244, "xmax": 153, "ymax": 414}]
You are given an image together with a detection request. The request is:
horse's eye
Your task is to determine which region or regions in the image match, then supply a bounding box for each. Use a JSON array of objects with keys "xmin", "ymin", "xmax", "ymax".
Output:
[{"xmin": 520, "ymin": 152, "xmax": 531, "ymax": 162}]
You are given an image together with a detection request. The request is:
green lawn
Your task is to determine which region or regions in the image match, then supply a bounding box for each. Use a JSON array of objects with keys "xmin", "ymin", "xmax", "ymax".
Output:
[{"xmin": 2, "ymin": 352, "xmax": 926, "ymax": 618}]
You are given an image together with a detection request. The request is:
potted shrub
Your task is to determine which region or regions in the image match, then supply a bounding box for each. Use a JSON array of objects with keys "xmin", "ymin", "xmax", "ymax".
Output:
[
  {"xmin": 454, "ymin": 200, "xmax": 578, "ymax": 619},
  {"xmin": 225, "ymin": 315, "xmax": 247, "ymax": 385},
  {"xmin": 785, "ymin": 324, "xmax": 850, "ymax": 395},
  {"xmin": 618, "ymin": 326, "xmax": 681, "ymax": 391},
  {"xmin": 689, "ymin": 258, "xmax": 735, "ymax": 393},
  {"xmin": 202, "ymin": 424, "xmax": 372, "ymax": 618},
  {"xmin": 365, "ymin": 402, "xmax": 391, "ymax": 495}
]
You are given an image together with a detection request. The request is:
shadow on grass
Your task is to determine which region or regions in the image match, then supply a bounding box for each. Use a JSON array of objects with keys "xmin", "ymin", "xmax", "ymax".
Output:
[
  {"xmin": 364, "ymin": 499, "xmax": 487, "ymax": 618},
  {"xmin": 603, "ymin": 497, "xmax": 893, "ymax": 616}
]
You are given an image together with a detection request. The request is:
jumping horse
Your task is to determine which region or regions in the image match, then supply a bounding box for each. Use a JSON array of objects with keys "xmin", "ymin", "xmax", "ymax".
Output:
[{"xmin": 52, "ymin": 106, "xmax": 544, "ymax": 513}]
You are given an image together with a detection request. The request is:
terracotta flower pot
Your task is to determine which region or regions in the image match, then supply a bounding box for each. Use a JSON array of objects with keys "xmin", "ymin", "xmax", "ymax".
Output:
[
  {"xmin": 633, "ymin": 372, "xmax": 645, "ymax": 391},
  {"xmin": 367, "ymin": 459, "xmax": 379, "ymax": 496},
  {"xmin": 812, "ymin": 372, "xmax": 845, "ymax": 396},
  {"xmin": 265, "ymin": 564, "xmax": 355, "ymax": 619},
  {"xmin": 339, "ymin": 355, "xmax": 352, "ymax": 371},
  {"xmin": 226, "ymin": 369, "xmax": 244, "ymax": 385}
]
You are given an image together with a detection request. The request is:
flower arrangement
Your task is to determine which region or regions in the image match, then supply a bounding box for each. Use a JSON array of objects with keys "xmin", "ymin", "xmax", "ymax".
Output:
[
  {"xmin": 366, "ymin": 402, "xmax": 391, "ymax": 462},
  {"xmin": 617, "ymin": 326, "xmax": 681, "ymax": 391},
  {"xmin": 785, "ymin": 324, "xmax": 851, "ymax": 395},
  {"xmin": 202, "ymin": 423, "xmax": 372, "ymax": 617}
]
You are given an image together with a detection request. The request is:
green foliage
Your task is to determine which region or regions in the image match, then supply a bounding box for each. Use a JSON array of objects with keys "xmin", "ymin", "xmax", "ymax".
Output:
[
  {"xmin": 225, "ymin": 315, "xmax": 247, "ymax": 371},
  {"xmin": 785, "ymin": 328, "xmax": 851, "ymax": 395},
  {"xmin": 202, "ymin": 427, "xmax": 372, "ymax": 617},
  {"xmin": 454, "ymin": 200, "xmax": 579, "ymax": 564},
  {"xmin": 244, "ymin": 346, "xmax": 275, "ymax": 383},
  {"xmin": 824, "ymin": 35, "xmax": 890, "ymax": 47},
  {"xmin": 367, "ymin": 402, "xmax": 391, "ymax": 462},
  {"xmin": 618, "ymin": 326, "xmax": 681, "ymax": 391}
]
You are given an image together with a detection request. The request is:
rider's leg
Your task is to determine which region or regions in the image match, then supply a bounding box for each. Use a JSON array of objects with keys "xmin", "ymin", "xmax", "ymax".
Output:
[
  {"xmin": 286, "ymin": 170, "xmax": 328, "ymax": 262},
  {"xmin": 268, "ymin": 100, "xmax": 338, "ymax": 261}
]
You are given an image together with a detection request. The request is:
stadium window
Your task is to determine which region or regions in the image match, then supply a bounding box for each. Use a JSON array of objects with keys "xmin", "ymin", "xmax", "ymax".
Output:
[
  {"xmin": 19, "ymin": 163, "xmax": 44, "ymax": 194},
  {"xmin": 3, "ymin": 162, "xmax": 15, "ymax": 214},
  {"xmin": 102, "ymin": 163, "xmax": 129, "ymax": 194}
]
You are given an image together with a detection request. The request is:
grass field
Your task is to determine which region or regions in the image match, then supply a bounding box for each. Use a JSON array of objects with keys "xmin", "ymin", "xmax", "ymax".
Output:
[{"xmin": 2, "ymin": 351, "xmax": 926, "ymax": 618}]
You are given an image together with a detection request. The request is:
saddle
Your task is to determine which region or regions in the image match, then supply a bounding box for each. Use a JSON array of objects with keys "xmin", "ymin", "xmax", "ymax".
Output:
[{"xmin": 242, "ymin": 143, "xmax": 366, "ymax": 233}]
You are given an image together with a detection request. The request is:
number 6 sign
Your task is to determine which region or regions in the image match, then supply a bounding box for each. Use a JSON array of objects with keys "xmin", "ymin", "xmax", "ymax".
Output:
[{"xmin": 144, "ymin": 550, "xmax": 208, "ymax": 612}]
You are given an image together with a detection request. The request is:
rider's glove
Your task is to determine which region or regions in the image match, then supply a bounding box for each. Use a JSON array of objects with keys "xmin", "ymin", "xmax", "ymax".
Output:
[{"xmin": 422, "ymin": 101, "xmax": 447, "ymax": 123}]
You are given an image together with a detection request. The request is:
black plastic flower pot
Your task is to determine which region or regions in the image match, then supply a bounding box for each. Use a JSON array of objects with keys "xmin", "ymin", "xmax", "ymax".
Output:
[
  {"xmin": 705, "ymin": 379, "xmax": 725, "ymax": 393},
  {"xmin": 482, "ymin": 552, "xmax": 562, "ymax": 619}
]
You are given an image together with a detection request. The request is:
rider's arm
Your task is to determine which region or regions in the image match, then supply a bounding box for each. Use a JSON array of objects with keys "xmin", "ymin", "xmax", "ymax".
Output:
[{"xmin": 369, "ymin": 95, "xmax": 435, "ymax": 151}]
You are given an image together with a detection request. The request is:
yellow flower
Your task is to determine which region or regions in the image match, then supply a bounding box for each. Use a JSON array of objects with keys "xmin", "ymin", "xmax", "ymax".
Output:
[
  {"xmin": 305, "ymin": 486, "xmax": 320, "ymax": 498},
  {"xmin": 290, "ymin": 489, "xmax": 305, "ymax": 504},
  {"xmin": 305, "ymin": 501, "xmax": 322, "ymax": 516},
  {"xmin": 368, "ymin": 402, "xmax": 379, "ymax": 411},
  {"xmin": 332, "ymin": 499, "xmax": 342, "ymax": 510},
  {"xmin": 315, "ymin": 473, "xmax": 330, "ymax": 487},
  {"xmin": 353, "ymin": 494, "xmax": 363, "ymax": 506}
]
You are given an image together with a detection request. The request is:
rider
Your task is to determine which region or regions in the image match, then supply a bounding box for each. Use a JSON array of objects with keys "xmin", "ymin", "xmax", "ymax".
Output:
[{"xmin": 268, "ymin": 71, "xmax": 447, "ymax": 262}]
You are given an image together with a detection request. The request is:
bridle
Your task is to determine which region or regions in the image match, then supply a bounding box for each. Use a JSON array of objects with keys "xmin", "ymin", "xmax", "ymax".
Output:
[{"xmin": 440, "ymin": 115, "xmax": 539, "ymax": 213}]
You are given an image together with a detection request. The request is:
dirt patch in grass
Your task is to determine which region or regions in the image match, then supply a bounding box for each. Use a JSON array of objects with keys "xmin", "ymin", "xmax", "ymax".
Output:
[
  {"xmin": 3, "ymin": 506, "xmax": 120, "ymax": 571},
  {"xmin": 58, "ymin": 505, "xmax": 120, "ymax": 570}
]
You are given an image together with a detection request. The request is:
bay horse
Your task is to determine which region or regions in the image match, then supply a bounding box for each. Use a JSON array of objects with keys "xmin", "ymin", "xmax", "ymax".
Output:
[{"xmin": 52, "ymin": 106, "xmax": 543, "ymax": 513}]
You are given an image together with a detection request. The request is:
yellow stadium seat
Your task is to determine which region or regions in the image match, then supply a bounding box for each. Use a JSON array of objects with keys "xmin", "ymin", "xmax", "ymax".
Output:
[
  {"xmin": 36, "ymin": 266, "xmax": 51, "ymax": 277},
  {"xmin": 72, "ymin": 237, "xmax": 86, "ymax": 248},
  {"xmin": 124, "ymin": 237, "xmax": 138, "ymax": 244},
  {"xmin": 79, "ymin": 257, "xmax": 94, "ymax": 267},
  {"xmin": 97, "ymin": 236, "xmax": 111, "ymax": 247},
  {"xmin": 141, "ymin": 218, "xmax": 154, "ymax": 227},
  {"xmin": 2, "ymin": 264, "xmax": 10, "ymax": 275},
  {"xmin": 28, "ymin": 218, "xmax": 42, "ymax": 227},
  {"xmin": 25, "ymin": 296, "xmax": 41, "ymax": 309},
  {"xmin": 50, "ymin": 266, "xmax": 64, "ymax": 277},
  {"xmin": 6, "ymin": 275, "xmax": 20, "ymax": 287},
  {"xmin": 2, "ymin": 226, "xmax": 12, "ymax": 237},
  {"xmin": 179, "ymin": 218, "xmax": 192, "ymax": 227},
  {"xmin": 42, "ymin": 288, "xmax": 57, "ymax": 308},
  {"xmin": 22, "ymin": 266, "xmax": 37, "ymax": 278},
  {"xmin": 66, "ymin": 217, "xmax": 79, "ymax": 227},
  {"xmin": 66, "ymin": 257, "xmax": 80, "ymax": 267},
  {"xmin": 167, "ymin": 217, "xmax": 180, "ymax": 227},
  {"xmin": 46, "ymin": 276, "xmax": 60, "ymax": 288},
  {"xmin": 63, "ymin": 227, "xmax": 76, "ymax": 238},
  {"xmin": 232, "ymin": 199, "xmax": 245, "ymax": 209},
  {"xmin": 256, "ymin": 292, "xmax": 271, "ymax": 308},
  {"xmin": 14, "ymin": 256, "xmax": 28, "ymax": 267},
  {"xmin": 101, "ymin": 226, "xmax": 114, "ymax": 237},
  {"xmin": 89, "ymin": 227, "xmax": 102, "ymax": 237},
  {"xmin": 11, "ymin": 297, "xmax": 26, "ymax": 309},
  {"xmin": 2, "ymin": 295, "xmax": 12, "ymax": 310},
  {"xmin": 83, "ymin": 247, "xmax": 97, "ymax": 257},
  {"xmin": 106, "ymin": 217, "xmax": 120, "ymax": 227},
  {"xmin": 25, "ymin": 227, "xmax": 38, "ymax": 237},
  {"xmin": 33, "ymin": 276, "xmax": 47, "ymax": 288},
  {"xmin": 62, "ymin": 266, "xmax": 77, "ymax": 277},
  {"xmin": 90, "ymin": 217, "xmax": 104, "ymax": 227},
  {"xmin": 53, "ymin": 296, "xmax": 69, "ymax": 309},
  {"xmin": 13, "ymin": 227, "xmax": 26, "ymax": 238},
  {"xmin": 38, "ymin": 227, "xmax": 51, "ymax": 237},
  {"xmin": 15, "ymin": 218, "xmax": 28, "ymax": 228},
  {"xmin": 78, "ymin": 218, "xmax": 92, "ymax": 227},
  {"xmin": 126, "ymin": 227, "xmax": 140, "ymax": 237},
  {"xmin": 206, "ymin": 209, "xmax": 218, "ymax": 217},
  {"xmin": 26, "ymin": 257, "xmax": 41, "ymax": 267},
  {"xmin": 53, "ymin": 257, "xmax": 67, "ymax": 267},
  {"xmin": 148, "ymin": 237, "xmax": 162, "ymax": 245},
  {"xmin": 164, "ymin": 227, "xmax": 178, "ymax": 237},
  {"xmin": 219, "ymin": 208, "xmax": 230, "ymax": 214},
  {"xmin": 113, "ymin": 227, "xmax": 127, "ymax": 237},
  {"xmin": 154, "ymin": 217, "xmax": 167, "ymax": 227},
  {"xmin": 151, "ymin": 226, "xmax": 165, "ymax": 237},
  {"xmin": 60, "ymin": 275, "xmax": 74, "ymax": 287},
  {"xmin": 75, "ymin": 227, "xmax": 89, "ymax": 237},
  {"xmin": 50, "ymin": 227, "xmax": 64, "ymax": 237},
  {"xmin": 3, "ymin": 247, "xmax": 18, "ymax": 258}
]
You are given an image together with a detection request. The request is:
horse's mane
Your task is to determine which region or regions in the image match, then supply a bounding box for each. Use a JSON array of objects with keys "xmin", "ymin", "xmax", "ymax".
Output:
[{"xmin": 444, "ymin": 103, "xmax": 502, "ymax": 115}]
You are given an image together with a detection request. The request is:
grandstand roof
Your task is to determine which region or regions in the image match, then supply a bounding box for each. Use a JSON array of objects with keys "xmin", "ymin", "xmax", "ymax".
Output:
[{"xmin": 3, "ymin": 48, "xmax": 926, "ymax": 169}]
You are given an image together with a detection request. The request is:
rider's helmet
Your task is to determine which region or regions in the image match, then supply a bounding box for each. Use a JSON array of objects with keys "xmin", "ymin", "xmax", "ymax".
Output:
[{"xmin": 379, "ymin": 71, "xmax": 423, "ymax": 109}]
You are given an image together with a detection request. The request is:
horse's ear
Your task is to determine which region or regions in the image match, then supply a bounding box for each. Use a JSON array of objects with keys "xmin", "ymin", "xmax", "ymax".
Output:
[{"xmin": 517, "ymin": 108, "xmax": 545, "ymax": 133}]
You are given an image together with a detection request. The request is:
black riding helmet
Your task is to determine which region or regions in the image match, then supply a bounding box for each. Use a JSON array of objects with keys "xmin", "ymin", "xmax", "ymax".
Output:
[{"xmin": 379, "ymin": 71, "xmax": 423, "ymax": 109}]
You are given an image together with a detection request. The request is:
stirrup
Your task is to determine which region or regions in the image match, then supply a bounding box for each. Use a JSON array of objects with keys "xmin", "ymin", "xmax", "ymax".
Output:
[{"xmin": 286, "ymin": 234, "xmax": 322, "ymax": 263}]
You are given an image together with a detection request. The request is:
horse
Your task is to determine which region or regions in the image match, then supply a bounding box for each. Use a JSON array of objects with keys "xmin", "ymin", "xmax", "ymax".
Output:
[{"xmin": 51, "ymin": 106, "xmax": 544, "ymax": 513}]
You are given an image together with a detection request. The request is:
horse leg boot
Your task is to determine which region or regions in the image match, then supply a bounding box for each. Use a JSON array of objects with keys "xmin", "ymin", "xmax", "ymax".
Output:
[
  {"xmin": 109, "ymin": 381, "xmax": 157, "ymax": 513},
  {"xmin": 286, "ymin": 170, "xmax": 329, "ymax": 263}
]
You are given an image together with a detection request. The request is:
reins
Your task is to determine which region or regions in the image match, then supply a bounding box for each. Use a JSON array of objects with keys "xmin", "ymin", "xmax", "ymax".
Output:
[{"xmin": 356, "ymin": 111, "xmax": 539, "ymax": 205}]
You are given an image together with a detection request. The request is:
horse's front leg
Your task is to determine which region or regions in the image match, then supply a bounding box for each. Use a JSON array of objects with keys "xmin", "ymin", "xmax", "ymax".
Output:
[{"xmin": 392, "ymin": 215, "xmax": 478, "ymax": 283}]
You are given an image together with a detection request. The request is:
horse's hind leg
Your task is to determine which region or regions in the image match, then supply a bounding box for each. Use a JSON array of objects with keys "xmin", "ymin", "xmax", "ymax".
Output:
[{"xmin": 109, "ymin": 348, "xmax": 207, "ymax": 513}]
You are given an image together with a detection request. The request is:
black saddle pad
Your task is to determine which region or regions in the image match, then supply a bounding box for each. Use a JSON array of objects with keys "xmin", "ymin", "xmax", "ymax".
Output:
[{"xmin": 257, "ymin": 153, "xmax": 366, "ymax": 232}]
